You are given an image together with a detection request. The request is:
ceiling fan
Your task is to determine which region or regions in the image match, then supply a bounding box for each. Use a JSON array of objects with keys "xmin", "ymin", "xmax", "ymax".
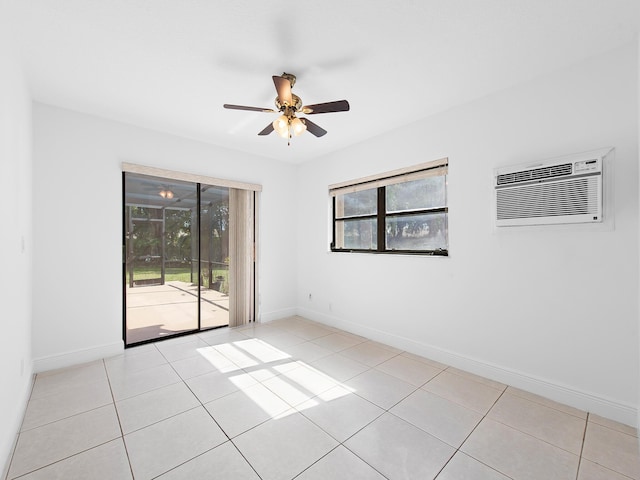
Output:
[{"xmin": 223, "ymin": 73, "xmax": 350, "ymax": 145}]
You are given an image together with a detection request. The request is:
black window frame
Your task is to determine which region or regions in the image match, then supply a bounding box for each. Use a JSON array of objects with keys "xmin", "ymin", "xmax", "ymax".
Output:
[{"xmin": 330, "ymin": 162, "xmax": 448, "ymax": 256}]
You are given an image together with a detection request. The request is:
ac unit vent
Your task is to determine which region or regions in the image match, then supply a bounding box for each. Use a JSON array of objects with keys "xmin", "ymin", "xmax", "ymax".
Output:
[
  {"xmin": 497, "ymin": 176, "xmax": 600, "ymax": 220},
  {"xmin": 496, "ymin": 163, "xmax": 572, "ymax": 185},
  {"xmin": 494, "ymin": 152, "xmax": 605, "ymax": 227}
]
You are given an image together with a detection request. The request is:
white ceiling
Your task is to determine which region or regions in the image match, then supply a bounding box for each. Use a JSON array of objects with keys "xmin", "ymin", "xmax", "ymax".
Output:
[{"xmin": 7, "ymin": 0, "xmax": 640, "ymax": 163}]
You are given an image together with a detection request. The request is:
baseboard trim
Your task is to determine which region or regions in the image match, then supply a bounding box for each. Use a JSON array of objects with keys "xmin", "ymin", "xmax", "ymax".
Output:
[
  {"xmin": 259, "ymin": 307, "xmax": 297, "ymax": 324},
  {"xmin": 33, "ymin": 341, "xmax": 124, "ymax": 373},
  {"xmin": 297, "ymin": 307, "xmax": 638, "ymax": 428}
]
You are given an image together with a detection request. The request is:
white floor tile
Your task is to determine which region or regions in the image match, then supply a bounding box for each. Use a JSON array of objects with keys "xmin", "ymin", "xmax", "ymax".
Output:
[
  {"xmin": 577, "ymin": 458, "xmax": 635, "ymax": 480},
  {"xmin": 262, "ymin": 370, "xmax": 320, "ymax": 407},
  {"xmin": 120, "ymin": 343, "xmax": 158, "ymax": 357},
  {"xmin": 344, "ymin": 413, "xmax": 455, "ymax": 480},
  {"xmin": 400, "ymin": 351, "xmax": 448, "ymax": 370},
  {"xmin": 156, "ymin": 336, "xmax": 210, "ymax": 362},
  {"xmin": 236, "ymin": 323, "xmax": 286, "ymax": 340},
  {"xmin": 311, "ymin": 333, "xmax": 366, "ymax": 352},
  {"xmin": 21, "ymin": 378, "xmax": 112, "ymax": 431},
  {"xmin": 582, "ymin": 422, "xmax": 640, "ymax": 479},
  {"xmin": 214, "ymin": 341, "xmax": 270, "ymax": 368},
  {"xmin": 284, "ymin": 341, "xmax": 334, "ymax": 363},
  {"xmin": 156, "ymin": 441, "xmax": 260, "ymax": 479},
  {"xmin": 115, "ymin": 381, "xmax": 200, "ymax": 434},
  {"xmin": 375, "ymin": 354, "xmax": 442, "ymax": 386},
  {"xmin": 445, "ymin": 367, "xmax": 506, "ymax": 391},
  {"xmin": 124, "ymin": 406, "xmax": 227, "ymax": 480},
  {"xmin": 8, "ymin": 405, "xmax": 121, "ymax": 479},
  {"xmin": 310, "ymin": 353, "xmax": 371, "ymax": 382},
  {"xmin": 204, "ymin": 383, "xmax": 292, "ymax": 438},
  {"xmin": 15, "ymin": 439, "xmax": 132, "ymax": 480},
  {"xmin": 297, "ymin": 385, "xmax": 384, "ymax": 442},
  {"xmin": 170, "ymin": 351, "xmax": 232, "ymax": 379},
  {"xmin": 185, "ymin": 369, "xmax": 257, "ymax": 404},
  {"xmin": 258, "ymin": 332, "xmax": 307, "ymax": 349},
  {"xmin": 422, "ymin": 370, "xmax": 504, "ymax": 414},
  {"xmin": 506, "ymin": 386, "xmax": 587, "ymax": 420},
  {"xmin": 461, "ymin": 418, "xmax": 579, "ymax": 480},
  {"xmin": 231, "ymin": 338, "xmax": 293, "ymax": 364},
  {"xmin": 233, "ymin": 412, "xmax": 338, "ymax": 480},
  {"xmin": 275, "ymin": 363, "xmax": 341, "ymax": 399},
  {"xmin": 108, "ymin": 363, "xmax": 182, "ymax": 401},
  {"xmin": 436, "ymin": 452, "xmax": 510, "ymax": 480},
  {"xmin": 340, "ymin": 342, "xmax": 399, "ymax": 367},
  {"xmin": 242, "ymin": 357, "xmax": 300, "ymax": 382},
  {"xmin": 296, "ymin": 446, "xmax": 386, "ymax": 480},
  {"xmin": 30, "ymin": 361, "xmax": 107, "ymax": 400},
  {"xmin": 588, "ymin": 413, "xmax": 638, "ymax": 437},
  {"xmin": 488, "ymin": 392, "xmax": 586, "ymax": 454},
  {"xmin": 284, "ymin": 323, "xmax": 334, "ymax": 341},
  {"xmin": 198, "ymin": 328, "xmax": 249, "ymax": 346},
  {"xmin": 391, "ymin": 389, "xmax": 483, "ymax": 447},
  {"xmin": 345, "ymin": 369, "xmax": 416, "ymax": 409},
  {"xmin": 193, "ymin": 344, "xmax": 244, "ymax": 374},
  {"xmin": 105, "ymin": 349, "xmax": 167, "ymax": 377}
]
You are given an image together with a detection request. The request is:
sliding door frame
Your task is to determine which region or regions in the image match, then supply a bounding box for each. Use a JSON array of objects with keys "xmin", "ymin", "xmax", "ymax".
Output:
[{"xmin": 122, "ymin": 163, "xmax": 261, "ymax": 347}]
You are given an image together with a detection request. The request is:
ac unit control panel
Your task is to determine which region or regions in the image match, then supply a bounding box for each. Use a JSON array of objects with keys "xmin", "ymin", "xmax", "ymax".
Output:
[{"xmin": 574, "ymin": 158, "xmax": 600, "ymax": 174}]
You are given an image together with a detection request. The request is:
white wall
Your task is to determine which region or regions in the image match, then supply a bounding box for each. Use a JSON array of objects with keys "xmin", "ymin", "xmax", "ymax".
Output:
[
  {"xmin": 31, "ymin": 104, "xmax": 298, "ymax": 370},
  {"xmin": 0, "ymin": 4, "xmax": 34, "ymax": 475},
  {"xmin": 297, "ymin": 42, "xmax": 639, "ymax": 426}
]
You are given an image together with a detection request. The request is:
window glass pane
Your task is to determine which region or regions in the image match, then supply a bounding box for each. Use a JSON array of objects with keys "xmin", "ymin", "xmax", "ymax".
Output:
[
  {"xmin": 335, "ymin": 218, "xmax": 377, "ymax": 249},
  {"xmin": 124, "ymin": 174, "xmax": 199, "ymax": 345},
  {"xmin": 385, "ymin": 213, "xmax": 448, "ymax": 251},
  {"xmin": 200, "ymin": 184, "xmax": 230, "ymax": 329},
  {"xmin": 386, "ymin": 176, "xmax": 446, "ymax": 213},
  {"xmin": 336, "ymin": 189, "xmax": 377, "ymax": 218}
]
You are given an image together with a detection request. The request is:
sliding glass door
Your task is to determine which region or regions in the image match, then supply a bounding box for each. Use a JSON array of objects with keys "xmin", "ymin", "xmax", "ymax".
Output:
[
  {"xmin": 199, "ymin": 183, "xmax": 231, "ymax": 330},
  {"xmin": 123, "ymin": 173, "xmax": 237, "ymax": 346}
]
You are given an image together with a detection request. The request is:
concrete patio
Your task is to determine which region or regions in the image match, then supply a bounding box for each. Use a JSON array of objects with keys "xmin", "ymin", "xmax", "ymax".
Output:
[{"xmin": 125, "ymin": 281, "xmax": 229, "ymax": 344}]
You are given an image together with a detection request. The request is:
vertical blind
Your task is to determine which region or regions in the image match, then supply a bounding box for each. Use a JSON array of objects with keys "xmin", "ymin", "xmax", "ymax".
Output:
[{"xmin": 228, "ymin": 188, "xmax": 255, "ymax": 327}]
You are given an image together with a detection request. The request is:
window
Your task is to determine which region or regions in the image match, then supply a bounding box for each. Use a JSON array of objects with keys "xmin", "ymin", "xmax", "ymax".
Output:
[{"xmin": 330, "ymin": 158, "xmax": 448, "ymax": 255}]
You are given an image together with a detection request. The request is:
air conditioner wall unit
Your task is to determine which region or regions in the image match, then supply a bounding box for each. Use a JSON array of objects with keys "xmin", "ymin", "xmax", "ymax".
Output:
[{"xmin": 494, "ymin": 149, "xmax": 611, "ymax": 227}]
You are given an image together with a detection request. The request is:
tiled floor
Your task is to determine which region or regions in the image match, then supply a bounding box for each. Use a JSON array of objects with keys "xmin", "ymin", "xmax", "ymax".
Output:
[{"xmin": 5, "ymin": 316, "xmax": 640, "ymax": 480}]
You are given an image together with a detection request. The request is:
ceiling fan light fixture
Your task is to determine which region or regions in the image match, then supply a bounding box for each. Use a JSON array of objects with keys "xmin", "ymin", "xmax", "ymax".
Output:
[
  {"xmin": 272, "ymin": 114, "xmax": 289, "ymax": 138},
  {"xmin": 291, "ymin": 117, "xmax": 306, "ymax": 136}
]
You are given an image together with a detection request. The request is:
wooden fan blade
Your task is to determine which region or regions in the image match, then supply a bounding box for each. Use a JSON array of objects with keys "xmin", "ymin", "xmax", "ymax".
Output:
[
  {"xmin": 224, "ymin": 104, "xmax": 274, "ymax": 113},
  {"xmin": 302, "ymin": 100, "xmax": 350, "ymax": 115},
  {"xmin": 258, "ymin": 123, "xmax": 274, "ymax": 136},
  {"xmin": 272, "ymin": 75, "xmax": 293, "ymax": 106},
  {"xmin": 301, "ymin": 118, "xmax": 327, "ymax": 137}
]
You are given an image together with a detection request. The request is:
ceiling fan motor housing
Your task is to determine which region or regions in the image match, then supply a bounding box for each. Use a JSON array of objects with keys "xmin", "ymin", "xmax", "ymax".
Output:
[{"xmin": 275, "ymin": 93, "xmax": 302, "ymax": 111}]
